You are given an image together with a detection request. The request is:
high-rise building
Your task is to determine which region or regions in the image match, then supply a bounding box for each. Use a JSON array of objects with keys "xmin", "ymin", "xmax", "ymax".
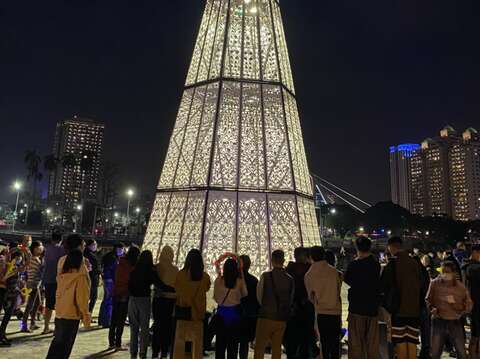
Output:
[
  {"xmin": 449, "ymin": 128, "xmax": 480, "ymax": 221},
  {"xmin": 400, "ymin": 126, "xmax": 480, "ymax": 221},
  {"xmin": 390, "ymin": 144, "xmax": 420, "ymax": 210},
  {"xmin": 48, "ymin": 116, "xmax": 104, "ymax": 206},
  {"xmin": 143, "ymin": 0, "xmax": 320, "ymax": 277}
]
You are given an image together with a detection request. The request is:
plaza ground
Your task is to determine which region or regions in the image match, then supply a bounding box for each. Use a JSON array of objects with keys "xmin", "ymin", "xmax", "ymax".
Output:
[{"xmin": 1, "ymin": 287, "xmax": 454, "ymax": 358}]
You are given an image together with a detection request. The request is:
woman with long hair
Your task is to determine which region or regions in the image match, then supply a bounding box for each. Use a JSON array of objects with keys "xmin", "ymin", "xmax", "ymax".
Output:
[
  {"xmin": 213, "ymin": 256, "xmax": 247, "ymax": 359},
  {"xmin": 109, "ymin": 245, "xmax": 140, "ymax": 349},
  {"xmin": 152, "ymin": 246, "xmax": 179, "ymax": 359},
  {"xmin": 173, "ymin": 249, "xmax": 211, "ymax": 359},
  {"xmin": 128, "ymin": 250, "xmax": 165, "ymax": 359},
  {"xmin": 46, "ymin": 250, "xmax": 91, "ymax": 358}
]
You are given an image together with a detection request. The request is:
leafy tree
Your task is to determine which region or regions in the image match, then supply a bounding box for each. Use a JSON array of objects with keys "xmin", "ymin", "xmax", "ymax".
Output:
[{"xmin": 24, "ymin": 149, "xmax": 43, "ymax": 211}]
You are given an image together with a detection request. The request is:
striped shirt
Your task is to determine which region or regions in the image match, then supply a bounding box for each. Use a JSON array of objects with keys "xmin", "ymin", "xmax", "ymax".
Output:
[{"xmin": 27, "ymin": 256, "xmax": 43, "ymax": 288}]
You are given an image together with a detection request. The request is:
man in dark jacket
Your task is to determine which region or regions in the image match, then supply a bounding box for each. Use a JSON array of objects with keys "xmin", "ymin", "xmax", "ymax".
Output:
[
  {"xmin": 381, "ymin": 236, "xmax": 422, "ymax": 359},
  {"xmin": 255, "ymin": 250, "xmax": 294, "ymax": 359},
  {"xmin": 344, "ymin": 236, "xmax": 381, "ymax": 359},
  {"xmin": 239, "ymin": 255, "xmax": 259, "ymax": 359},
  {"xmin": 84, "ymin": 239, "xmax": 100, "ymax": 313},
  {"xmin": 285, "ymin": 247, "xmax": 313, "ymax": 359}
]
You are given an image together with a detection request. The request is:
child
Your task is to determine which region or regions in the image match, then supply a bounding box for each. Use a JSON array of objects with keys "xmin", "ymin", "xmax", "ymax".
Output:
[
  {"xmin": 21, "ymin": 241, "xmax": 44, "ymax": 332},
  {"xmin": 0, "ymin": 248, "xmax": 24, "ymax": 346}
]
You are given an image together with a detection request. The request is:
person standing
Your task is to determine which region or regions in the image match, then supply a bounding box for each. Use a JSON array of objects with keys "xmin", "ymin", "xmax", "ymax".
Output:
[
  {"xmin": 173, "ymin": 249, "xmax": 211, "ymax": 359},
  {"xmin": 45, "ymin": 250, "xmax": 91, "ymax": 359},
  {"xmin": 285, "ymin": 247, "xmax": 313, "ymax": 359},
  {"xmin": 99, "ymin": 242, "xmax": 124, "ymax": 327},
  {"xmin": 254, "ymin": 250, "xmax": 295, "ymax": 359},
  {"xmin": 21, "ymin": 240, "xmax": 44, "ymax": 332},
  {"xmin": 381, "ymin": 236, "xmax": 422, "ymax": 359},
  {"xmin": 0, "ymin": 248, "xmax": 24, "ymax": 346},
  {"xmin": 42, "ymin": 232, "xmax": 65, "ymax": 334},
  {"xmin": 213, "ymin": 256, "xmax": 247, "ymax": 359},
  {"xmin": 238, "ymin": 255, "xmax": 259, "ymax": 359},
  {"xmin": 128, "ymin": 250, "xmax": 166, "ymax": 359},
  {"xmin": 108, "ymin": 245, "xmax": 140, "ymax": 350},
  {"xmin": 426, "ymin": 261, "xmax": 472, "ymax": 359},
  {"xmin": 344, "ymin": 236, "xmax": 381, "ymax": 359},
  {"xmin": 84, "ymin": 239, "xmax": 100, "ymax": 314},
  {"xmin": 152, "ymin": 246, "xmax": 179, "ymax": 359},
  {"xmin": 464, "ymin": 244, "xmax": 480, "ymax": 357},
  {"xmin": 305, "ymin": 246, "xmax": 342, "ymax": 359}
]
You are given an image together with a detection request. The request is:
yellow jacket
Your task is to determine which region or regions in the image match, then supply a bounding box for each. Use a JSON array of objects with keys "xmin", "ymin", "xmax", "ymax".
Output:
[{"xmin": 55, "ymin": 269, "xmax": 91, "ymax": 321}]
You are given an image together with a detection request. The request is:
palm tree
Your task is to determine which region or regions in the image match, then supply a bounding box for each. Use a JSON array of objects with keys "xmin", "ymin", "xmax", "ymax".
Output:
[
  {"xmin": 44, "ymin": 154, "xmax": 59, "ymax": 198},
  {"xmin": 24, "ymin": 149, "xmax": 43, "ymax": 210}
]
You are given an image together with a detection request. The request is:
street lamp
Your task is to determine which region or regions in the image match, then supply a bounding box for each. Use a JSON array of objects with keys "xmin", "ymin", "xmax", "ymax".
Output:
[
  {"xmin": 126, "ymin": 188, "xmax": 134, "ymax": 235},
  {"xmin": 12, "ymin": 181, "xmax": 22, "ymax": 232},
  {"xmin": 330, "ymin": 208, "xmax": 337, "ymax": 215}
]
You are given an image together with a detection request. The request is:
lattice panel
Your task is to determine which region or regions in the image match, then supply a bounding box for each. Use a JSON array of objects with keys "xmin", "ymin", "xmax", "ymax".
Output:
[
  {"xmin": 268, "ymin": 193, "xmax": 301, "ymax": 264},
  {"xmin": 191, "ymin": 83, "xmax": 219, "ymax": 186},
  {"xmin": 258, "ymin": 0, "xmax": 278, "ymax": 82},
  {"xmin": 239, "ymin": 83, "xmax": 266, "ymax": 188},
  {"xmin": 143, "ymin": 192, "xmax": 171, "ymax": 260},
  {"xmin": 158, "ymin": 89, "xmax": 194, "ymax": 189},
  {"xmin": 283, "ymin": 89, "xmax": 312, "ymax": 195},
  {"xmin": 297, "ymin": 196, "xmax": 320, "ymax": 248},
  {"xmin": 263, "ymin": 85, "xmax": 293, "ymax": 190},
  {"xmin": 186, "ymin": 0, "xmax": 214, "ymax": 85},
  {"xmin": 203, "ymin": 191, "xmax": 237, "ymax": 278},
  {"xmin": 176, "ymin": 191, "xmax": 206, "ymax": 266},
  {"xmin": 224, "ymin": 1, "xmax": 243, "ymax": 78},
  {"xmin": 209, "ymin": 0, "xmax": 229, "ymax": 80},
  {"xmin": 243, "ymin": 6, "xmax": 261, "ymax": 79},
  {"xmin": 271, "ymin": 1, "xmax": 295, "ymax": 94},
  {"xmin": 161, "ymin": 192, "xmax": 189, "ymax": 256},
  {"xmin": 197, "ymin": 0, "xmax": 221, "ymax": 83},
  {"xmin": 237, "ymin": 192, "xmax": 270, "ymax": 278},
  {"xmin": 211, "ymin": 81, "xmax": 241, "ymax": 187},
  {"xmin": 174, "ymin": 86, "xmax": 207, "ymax": 188}
]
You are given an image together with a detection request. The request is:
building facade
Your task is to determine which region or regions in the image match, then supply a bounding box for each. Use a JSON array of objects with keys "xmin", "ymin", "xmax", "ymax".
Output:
[
  {"xmin": 390, "ymin": 144, "xmax": 420, "ymax": 210},
  {"xmin": 395, "ymin": 126, "xmax": 480, "ymax": 221},
  {"xmin": 48, "ymin": 116, "xmax": 104, "ymax": 206}
]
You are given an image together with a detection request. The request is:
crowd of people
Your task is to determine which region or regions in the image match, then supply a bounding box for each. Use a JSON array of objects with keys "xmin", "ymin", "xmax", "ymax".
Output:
[{"xmin": 0, "ymin": 232, "xmax": 479, "ymax": 359}]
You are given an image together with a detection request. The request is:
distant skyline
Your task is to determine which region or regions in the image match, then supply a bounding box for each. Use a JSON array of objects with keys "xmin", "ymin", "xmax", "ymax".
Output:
[{"xmin": 1, "ymin": 0, "xmax": 478, "ymax": 205}]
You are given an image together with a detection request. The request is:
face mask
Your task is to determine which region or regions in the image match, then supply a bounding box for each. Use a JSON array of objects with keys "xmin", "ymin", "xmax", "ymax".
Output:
[{"xmin": 116, "ymin": 249, "xmax": 124, "ymax": 257}]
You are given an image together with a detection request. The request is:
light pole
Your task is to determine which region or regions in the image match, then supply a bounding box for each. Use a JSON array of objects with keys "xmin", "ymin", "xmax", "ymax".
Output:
[
  {"xmin": 135, "ymin": 207, "xmax": 141, "ymax": 236},
  {"xmin": 126, "ymin": 188, "xmax": 134, "ymax": 235},
  {"xmin": 75, "ymin": 204, "xmax": 82, "ymax": 233},
  {"xmin": 24, "ymin": 203, "xmax": 29, "ymax": 226},
  {"xmin": 12, "ymin": 181, "xmax": 22, "ymax": 232}
]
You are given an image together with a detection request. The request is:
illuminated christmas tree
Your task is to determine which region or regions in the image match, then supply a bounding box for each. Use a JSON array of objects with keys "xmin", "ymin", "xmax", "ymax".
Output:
[{"xmin": 144, "ymin": 0, "xmax": 320, "ymax": 277}]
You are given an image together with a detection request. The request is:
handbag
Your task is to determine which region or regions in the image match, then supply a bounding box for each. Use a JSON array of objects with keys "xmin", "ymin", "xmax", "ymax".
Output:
[{"xmin": 175, "ymin": 282, "xmax": 201, "ymax": 321}]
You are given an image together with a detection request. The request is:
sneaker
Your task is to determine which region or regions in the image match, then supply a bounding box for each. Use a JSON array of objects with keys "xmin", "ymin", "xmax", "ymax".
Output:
[
  {"xmin": 30, "ymin": 324, "xmax": 40, "ymax": 331},
  {"xmin": 20, "ymin": 323, "xmax": 30, "ymax": 333}
]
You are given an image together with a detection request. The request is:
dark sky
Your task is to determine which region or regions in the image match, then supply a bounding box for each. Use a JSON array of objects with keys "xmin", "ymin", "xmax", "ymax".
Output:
[{"xmin": 1, "ymin": 0, "xmax": 479, "ymax": 205}]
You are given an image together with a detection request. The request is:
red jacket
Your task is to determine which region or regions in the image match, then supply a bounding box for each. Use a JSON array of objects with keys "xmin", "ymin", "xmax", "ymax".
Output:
[{"xmin": 113, "ymin": 257, "xmax": 134, "ymax": 298}]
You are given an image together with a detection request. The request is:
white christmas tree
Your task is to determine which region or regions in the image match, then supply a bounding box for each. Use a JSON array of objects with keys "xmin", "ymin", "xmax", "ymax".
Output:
[{"xmin": 144, "ymin": 0, "xmax": 320, "ymax": 277}]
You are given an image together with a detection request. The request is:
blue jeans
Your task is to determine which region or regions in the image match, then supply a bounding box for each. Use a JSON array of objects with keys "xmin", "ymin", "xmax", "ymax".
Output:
[{"xmin": 431, "ymin": 318, "xmax": 467, "ymax": 359}]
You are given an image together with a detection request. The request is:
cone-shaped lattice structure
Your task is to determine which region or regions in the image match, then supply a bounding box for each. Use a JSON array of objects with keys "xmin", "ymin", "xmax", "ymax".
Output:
[{"xmin": 144, "ymin": 0, "xmax": 320, "ymax": 277}]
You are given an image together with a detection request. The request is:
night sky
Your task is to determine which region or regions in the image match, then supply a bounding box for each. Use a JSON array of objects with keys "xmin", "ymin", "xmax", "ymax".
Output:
[{"xmin": 1, "ymin": 0, "xmax": 478, "ymax": 205}]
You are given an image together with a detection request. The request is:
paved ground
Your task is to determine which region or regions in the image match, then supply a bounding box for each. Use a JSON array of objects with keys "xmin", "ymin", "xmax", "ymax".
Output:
[{"xmin": 1, "ymin": 287, "xmax": 454, "ymax": 358}]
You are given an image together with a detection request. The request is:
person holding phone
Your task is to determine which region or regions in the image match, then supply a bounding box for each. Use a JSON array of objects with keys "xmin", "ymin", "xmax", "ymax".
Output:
[{"xmin": 426, "ymin": 261, "xmax": 472, "ymax": 359}]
